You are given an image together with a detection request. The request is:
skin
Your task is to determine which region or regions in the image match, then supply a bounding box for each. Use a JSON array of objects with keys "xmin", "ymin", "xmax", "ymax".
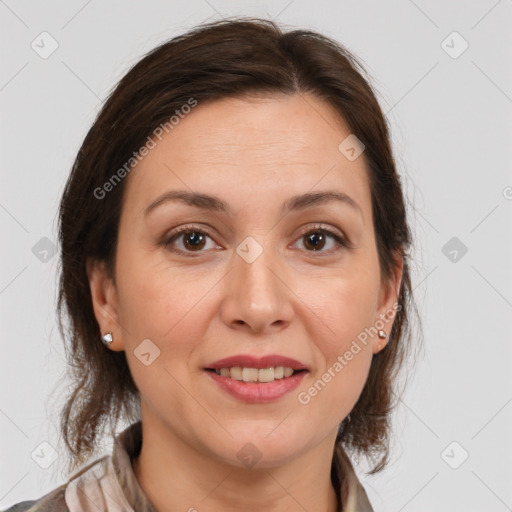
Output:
[{"xmin": 87, "ymin": 93, "xmax": 403, "ymax": 512}]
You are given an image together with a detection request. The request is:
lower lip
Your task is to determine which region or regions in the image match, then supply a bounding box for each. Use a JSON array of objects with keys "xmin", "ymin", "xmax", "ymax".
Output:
[{"xmin": 205, "ymin": 370, "xmax": 307, "ymax": 403}]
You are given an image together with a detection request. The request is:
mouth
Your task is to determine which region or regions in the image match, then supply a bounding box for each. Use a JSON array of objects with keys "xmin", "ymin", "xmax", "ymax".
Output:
[
  {"xmin": 204, "ymin": 365, "xmax": 309, "ymax": 403},
  {"xmin": 204, "ymin": 354, "xmax": 309, "ymax": 403},
  {"xmin": 204, "ymin": 366, "xmax": 307, "ymax": 383}
]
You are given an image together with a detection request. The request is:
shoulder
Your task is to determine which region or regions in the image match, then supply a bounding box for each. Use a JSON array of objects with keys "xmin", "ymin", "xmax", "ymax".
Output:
[
  {"xmin": 2, "ymin": 501, "xmax": 36, "ymax": 512},
  {"xmin": 3, "ymin": 450, "xmax": 123, "ymax": 512},
  {"xmin": 3, "ymin": 483, "xmax": 69, "ymax": 512},
  {"xmin": 3, "ymin": 451, "xmax": 116, "ymax": 512}
]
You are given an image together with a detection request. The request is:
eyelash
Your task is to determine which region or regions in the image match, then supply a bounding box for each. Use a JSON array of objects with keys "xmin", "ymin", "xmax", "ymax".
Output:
[{"xmin": 161, "ymin": 223, "xmax": 351, "ymax": 257}]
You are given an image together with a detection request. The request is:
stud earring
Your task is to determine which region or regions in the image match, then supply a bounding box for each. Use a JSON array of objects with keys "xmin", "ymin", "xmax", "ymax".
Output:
[
  {"xmin": 101, "ymin": 332, "xmax": 113, "ymax": 346},
  {"xmin": 376, "ymin": 330, "xmax": 387, "ymax": 353}
]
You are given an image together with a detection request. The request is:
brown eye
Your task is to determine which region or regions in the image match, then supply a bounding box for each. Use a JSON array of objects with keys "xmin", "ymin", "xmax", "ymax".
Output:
[
  {"xmin": 303, "ymin": 231, "xmax": 327, "ymax": 251},
  {"xmin": 292, "ymin": 226, "xmax": 348, "ymax": 254},
  {"xmin": 181, "ymin": 231, "xmax": 206, "ymax": 251},
  {"xmin": 163, "ymin": 226, "xmax": 219, "ymax": 255}
]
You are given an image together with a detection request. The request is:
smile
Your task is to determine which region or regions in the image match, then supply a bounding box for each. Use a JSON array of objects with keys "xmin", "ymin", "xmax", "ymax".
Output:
[
  {"xmin": 205, "ymin": 367, "xmax": 308, "ymax": 403},
  {"xmin": 212, "ymin": 366, "xmax": 299, "ymax": 382}
]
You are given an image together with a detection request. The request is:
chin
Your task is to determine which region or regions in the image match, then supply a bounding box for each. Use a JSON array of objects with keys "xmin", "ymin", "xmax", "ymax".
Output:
[{"xmin": 212, "ymin": 429, "xmax": 312, "ymax": 470}]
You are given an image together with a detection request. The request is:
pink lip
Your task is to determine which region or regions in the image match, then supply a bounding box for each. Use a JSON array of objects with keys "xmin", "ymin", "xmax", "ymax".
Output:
[
  {"xmin": 206, "ymin": 354, "xmax": 308, "ymax": 371},
  {"xmin": 206, "ymin": 370, "xmax": 307, "ymax": 404}
]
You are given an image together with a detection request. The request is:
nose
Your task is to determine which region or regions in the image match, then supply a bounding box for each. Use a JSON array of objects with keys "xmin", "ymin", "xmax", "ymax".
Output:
[{"xmin": 219, "ymin": 243, "xmax": 294, "ymax": 335}]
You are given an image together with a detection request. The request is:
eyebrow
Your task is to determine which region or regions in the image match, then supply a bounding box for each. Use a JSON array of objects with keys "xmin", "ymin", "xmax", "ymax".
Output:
[{"xmin": 143, "ymin": 189, "xmax": 362, "ymax": 218}]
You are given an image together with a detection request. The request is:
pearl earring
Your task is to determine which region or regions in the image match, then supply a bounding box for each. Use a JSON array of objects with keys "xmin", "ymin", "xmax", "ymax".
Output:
[
  {"xmin": 376, "ymin": 330, "xmax": 387, "ymax": 352},
  {"xmin": 101, "ymin": 332, "xmax": 113, "ymax": 346}
]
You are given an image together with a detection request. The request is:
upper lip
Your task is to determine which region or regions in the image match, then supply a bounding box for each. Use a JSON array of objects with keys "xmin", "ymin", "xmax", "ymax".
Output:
[{"xmin": 206, "ymin": 355, "xmax": 309, "ymax": 371}]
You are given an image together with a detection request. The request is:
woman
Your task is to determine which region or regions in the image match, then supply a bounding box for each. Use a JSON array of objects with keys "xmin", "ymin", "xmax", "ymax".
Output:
[{"xmin": 5, "ymin": 17, "xmax": 418, "ymax": 512}]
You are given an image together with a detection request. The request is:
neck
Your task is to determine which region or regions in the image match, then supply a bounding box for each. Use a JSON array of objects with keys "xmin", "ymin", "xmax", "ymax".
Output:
[{"xmin": 132, "ymin": 416, "xmax": 339, "ymax": 512}]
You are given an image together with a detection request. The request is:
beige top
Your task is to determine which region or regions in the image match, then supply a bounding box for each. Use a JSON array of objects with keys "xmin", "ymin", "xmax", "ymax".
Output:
[{"xmin": 4, "ymin": 421, "xmax": 374, "ymax": 512}]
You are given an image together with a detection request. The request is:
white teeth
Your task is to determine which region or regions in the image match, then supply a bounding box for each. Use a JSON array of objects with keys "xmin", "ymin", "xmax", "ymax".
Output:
[
  {"xmin": 213, "ymin": 366, "xmax": 298, "ymax": 382},
  {"xmin": 230, "ymin": 366, "xmax": 243, "ymax": 380},
  {"xmin": 242, "ymin": 368, "xmax": 258, "ymax": 382},
  {"xmin": 258, "ymin": 368, "xmax": 274, "ymax": 383},
  {"xmin": 283, "ymin": 367, "xmax": 294, "ymax": 378}
]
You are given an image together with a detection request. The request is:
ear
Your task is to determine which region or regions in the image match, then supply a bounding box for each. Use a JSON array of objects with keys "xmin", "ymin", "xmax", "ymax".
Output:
[
  {"xmin": 86, "ymin": 258, "xmax": 124, "ymax": 351},
  {"xmin": 372, "ymin": 251, "xmax": 404, "ymax": 354}
]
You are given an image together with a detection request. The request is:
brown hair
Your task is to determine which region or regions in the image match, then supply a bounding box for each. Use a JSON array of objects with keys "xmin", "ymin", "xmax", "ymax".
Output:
[{"xmin": 56, "ymin": 16, "xmax": 421, "ymax": 476}]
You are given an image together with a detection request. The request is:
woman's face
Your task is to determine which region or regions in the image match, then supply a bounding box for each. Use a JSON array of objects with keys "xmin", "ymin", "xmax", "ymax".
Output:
[{"xmin": 89, "ymin": 93, "xmax": 402, "ymax": 468}]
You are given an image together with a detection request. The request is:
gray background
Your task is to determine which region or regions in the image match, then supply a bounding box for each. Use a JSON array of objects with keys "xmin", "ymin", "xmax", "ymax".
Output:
[{"xmin": 1, "ymin": 0, "xmax": 511, "ymax": 510}]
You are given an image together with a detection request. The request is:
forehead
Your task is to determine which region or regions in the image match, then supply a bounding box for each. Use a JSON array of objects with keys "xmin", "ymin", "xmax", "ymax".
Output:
[{"xmin": 123, "ymin": 93, "xmax": 371, "ymax": 219}]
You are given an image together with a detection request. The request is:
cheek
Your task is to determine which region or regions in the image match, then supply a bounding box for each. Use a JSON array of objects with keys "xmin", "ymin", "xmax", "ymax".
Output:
[
  {"xmin": 115, "ymin": 245, "xmax": 210, "ymax": 337},
  {"xmin": 115, "ymin": 262, "xmax": 216, "ymax": 415},
  {"xmin": 115, "ymin": 254, "xmax": 223, "ymax": 390},
  {"xmin": 306, "ymin": 264, "xmax": 379, "ymax": 353},
  {"xmin": 298, "ymin": 264, "xmax": 378, "ymax": 408},
  {"xmin": 299, "ymin": 285, "xmax": 374, "ymax": 419}
]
